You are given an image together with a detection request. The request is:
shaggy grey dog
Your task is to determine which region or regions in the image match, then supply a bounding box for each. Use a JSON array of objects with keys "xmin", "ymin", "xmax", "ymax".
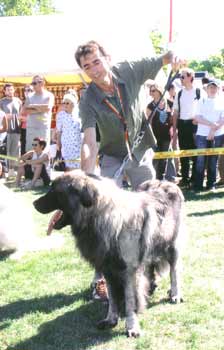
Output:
[{"xmin": 33, "ymin": 170, "xmax": 185, "ymax": 337}]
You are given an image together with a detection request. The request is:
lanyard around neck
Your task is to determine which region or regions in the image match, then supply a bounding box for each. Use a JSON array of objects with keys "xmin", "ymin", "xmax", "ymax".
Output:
[{"xmin": 103, "ymin": 84, "xmax": 132, "ymax": 160}]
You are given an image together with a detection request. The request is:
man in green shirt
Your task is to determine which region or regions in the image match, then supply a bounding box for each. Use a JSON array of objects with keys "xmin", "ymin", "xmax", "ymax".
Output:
[{"xmin": 75, "ymin": 40, "xmax": 180, "ymax": 299}]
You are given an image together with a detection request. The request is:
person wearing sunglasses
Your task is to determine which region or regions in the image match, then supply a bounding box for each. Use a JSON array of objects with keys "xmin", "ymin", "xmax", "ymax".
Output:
[
  {"xmin": 23, "ymin": 75, "xmax": 55, "ymax": 152},
  {"xmin": 172, "ymin": 68, "xmax": 202, "ymax": 188},
  {"xmin": 19, "ymin": 85, "xmax": 34, "ymax": 155},
  {"xmin": 56, "ymin": 92, "xmax": 82, "ymax": 171},
  {"xmin": 146, "ymin": 84, "xmax": 176, "ymax": 181},
  {"xmin": 16, "ymin": 137, "xmax": 51, "ymax": 190}
]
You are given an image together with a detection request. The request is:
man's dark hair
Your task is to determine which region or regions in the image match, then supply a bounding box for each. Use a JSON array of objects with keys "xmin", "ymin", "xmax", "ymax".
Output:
[
  {"xmin": 75, "ymin": 40, "xmax": 108, "ymax": 67},
  {"xmin": 33, "ymin": 137, "xmax": 47, "ymax": 150},
  {"xmin": 202, "ymin": 77, "xmax": 210, "ymax": 85},
  {"xmin": 167, "ymin": 83, "xmax": 175, "ymax": 91},
  {"xmin": 3, "ymin": 83, "xmax": 14, "ymax": 91}
]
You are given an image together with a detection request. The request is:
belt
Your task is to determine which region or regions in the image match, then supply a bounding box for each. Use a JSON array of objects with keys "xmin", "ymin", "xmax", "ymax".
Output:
[{"xmin": 179, "ymin": 119, "xmax": 193, "ymax": 123}]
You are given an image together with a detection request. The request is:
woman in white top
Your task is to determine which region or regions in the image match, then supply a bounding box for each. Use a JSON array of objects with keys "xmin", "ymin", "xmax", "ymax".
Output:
[
  {"xmin": 194, "ymin": 80, "xmax": 224, "ymax": 191},
  {"xmin": 56, "ymin": 92, "xmax": 82, "ymax": 171}
]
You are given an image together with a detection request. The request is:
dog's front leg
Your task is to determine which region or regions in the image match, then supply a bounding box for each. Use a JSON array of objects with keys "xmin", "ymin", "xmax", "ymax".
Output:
[
  {"xmin": 97, "ymin": 282, "xmax": 118, "ymax": 329},
  {"xmin": 169, "ymin": 255, "xmax": 183, "ymax": 303},
  {"xmin": 124, "ymin": 272, "xmax": 141, "ymax": 337}
]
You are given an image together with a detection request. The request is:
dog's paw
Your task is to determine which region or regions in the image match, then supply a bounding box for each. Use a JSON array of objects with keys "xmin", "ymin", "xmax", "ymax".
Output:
[
  {"xmin": 97, "ymin": 318, "xmax": 118, "ymax": 330},
  {"xmin": 170, "ymin": 295, "xmax": 184, "ymax": 304},
  {"xmin": 126, "ymin": 327, "xmax": 142, "ymax": 338},
  {"xmin": 167, "ymin": 290, "xmax": 183, "ymax": 303},
  {"xmin": 125, "ymin": 315, "xmax": 142, "ymax": 337}
]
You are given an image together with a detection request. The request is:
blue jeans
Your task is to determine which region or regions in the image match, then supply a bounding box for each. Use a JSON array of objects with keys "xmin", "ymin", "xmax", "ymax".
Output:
[{"xmin": 195, "ymin": 134, "xmax": 224, "ymax": 189}]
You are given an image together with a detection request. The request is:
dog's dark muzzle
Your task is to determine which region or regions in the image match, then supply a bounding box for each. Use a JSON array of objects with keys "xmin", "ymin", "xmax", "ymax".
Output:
[{"xmin": 33, "ymin": 191, "xmax": 58, "ymax": 214}]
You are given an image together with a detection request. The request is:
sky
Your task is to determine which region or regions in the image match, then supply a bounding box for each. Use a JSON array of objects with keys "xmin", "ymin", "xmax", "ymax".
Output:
[{"xmin": 54, "ymin": 0, "xmax": 223, "ymax": 60}]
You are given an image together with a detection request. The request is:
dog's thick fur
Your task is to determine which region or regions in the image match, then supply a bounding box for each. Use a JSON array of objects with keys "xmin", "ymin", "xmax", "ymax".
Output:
[
  {"xmin": 0, "ymin": 184, "xmax": 63, "ymax": 259},
  {"xmin": 33, "ymin": 170, "xmax": 185, "ymax": 337}
]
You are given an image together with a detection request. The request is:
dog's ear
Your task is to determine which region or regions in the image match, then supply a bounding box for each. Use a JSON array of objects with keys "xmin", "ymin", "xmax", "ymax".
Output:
[
  {"xmin": 69, "ymin": 183, "xmax": 97, "ymax": 208},
  {"xmin": 79, "ymin": 185, "xmax": 97, "ymax": 207}
]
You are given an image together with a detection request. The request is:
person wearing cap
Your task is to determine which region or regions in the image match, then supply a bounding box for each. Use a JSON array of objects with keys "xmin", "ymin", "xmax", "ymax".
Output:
[
  {"xmin": 56, "ymin": 92, "xmax": 82, "ymax": 170},
  {"xmin": 23, "ymin": 75, "xmax": 55, "ymax": 151},
  {"xmin": 193, "ymin": 79, "xmax": 224, "ymax": 192},
  {"xmin": 146, "ymin": 84, "xmax": 176, "ymax": 181}
]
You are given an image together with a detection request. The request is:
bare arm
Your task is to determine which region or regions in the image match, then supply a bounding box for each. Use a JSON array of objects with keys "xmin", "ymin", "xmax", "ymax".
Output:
[
  {"xmin": 145, "ymin": 107, "xmax": 152, "ymax": 119},
  {"xmin": 81, "ymin": 127, "xmax": 98, "ymax": 173},
  {"xmin": 56, "ymin": 130, "xmax": 62, "ymax": 150},
  {"xmin": 23, "ymin": 104, "xmax": 50, "ymax": 114},
  {"xmin": 26, "ymin": 153, "xmax": 49, "ymax": 165},
  {"xmin": 162, "ymin": 51, "xmax": 184, "ymax": 71},
  {"xmin": 172, "ymin": 110, "xmax": 179, "ymax": 132},
  {"xmin": 0, "ymin": 115, "xmax": 7, "ymax": 133},
  {"xmin": 194, "ymin": 115, "xmax": 218, "ymax": 128}
]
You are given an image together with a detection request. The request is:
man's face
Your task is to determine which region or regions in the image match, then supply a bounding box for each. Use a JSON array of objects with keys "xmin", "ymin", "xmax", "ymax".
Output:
[
  {"xmin": 31, "ymin": 78, "xmax": 44, "ymax": 92},
  {"xmin": 32, "ymin": 140, "xmax": 42, "ymax": 152},
  {"xmin": 80, "ymin": 49, "xmax": 111, "ymax": 85},
  {"xmin": 5, "ymin": 86, "xmax": 15, "ymax": 98},
  {"xmin": 180, "ymin": 72, "xmax": 192, "ymax": 86}
]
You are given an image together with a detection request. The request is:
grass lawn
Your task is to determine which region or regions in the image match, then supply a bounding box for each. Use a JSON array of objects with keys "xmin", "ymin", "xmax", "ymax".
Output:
[{"xmin": 0, "ymin": 184, "xmax": 224, "ymax": 350}]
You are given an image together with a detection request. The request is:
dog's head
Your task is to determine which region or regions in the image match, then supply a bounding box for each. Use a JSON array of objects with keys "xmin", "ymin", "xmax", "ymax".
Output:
[{"xmin": 33, "ymin": 170, "xmax": 100, "ymax": 229}]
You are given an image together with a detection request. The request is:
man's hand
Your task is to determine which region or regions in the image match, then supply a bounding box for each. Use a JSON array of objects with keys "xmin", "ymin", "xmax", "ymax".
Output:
[{"xmin": 162, "ymin": 51, "xmax": 186, "ymax": 72}]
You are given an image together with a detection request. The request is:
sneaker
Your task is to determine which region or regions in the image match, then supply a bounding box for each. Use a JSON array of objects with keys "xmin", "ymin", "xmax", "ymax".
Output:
[
  {"xmin": 21, "ymin": 180, "xmax": 33, "ymax": 190},
  {"xmin": 216, "ymin": 179, "xmax": 224, "ymax": 187},
  {"xmin": 92, "ymin": 278, "xmax": 108, "ymax": 302},
  {"xmin": 207, "ymin": 186, "xmax": 216, "ymax": 193},
  {"xmin": 34, "ymin": 178, "xmax": 44, "ymax": 187},
  {"xmin": 7, "ymin": 169, "xmax": 16, "ymax": 178}
]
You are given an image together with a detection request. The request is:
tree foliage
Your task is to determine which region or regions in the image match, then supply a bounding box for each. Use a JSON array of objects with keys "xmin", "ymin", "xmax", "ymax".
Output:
[
  {"xmin": 0, "ymin": 0, "xmax": 57, "ymax": 16},
  {"xmin": 150, "ymin": 28, "xmax": 224, "ymax": 81},
  {"xmin": 149, "ymin": 29, "xmax": 166, "ymax": 55},
  {"xmin": 189, "ymin": 49, "xmax": 224, "ymax": 80}
]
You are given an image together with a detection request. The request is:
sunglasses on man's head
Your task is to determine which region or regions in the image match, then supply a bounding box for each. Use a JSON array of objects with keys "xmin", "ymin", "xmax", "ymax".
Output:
[{"xmin": 31, "ymin": 80, "xmax": 43, "ymax": 86}]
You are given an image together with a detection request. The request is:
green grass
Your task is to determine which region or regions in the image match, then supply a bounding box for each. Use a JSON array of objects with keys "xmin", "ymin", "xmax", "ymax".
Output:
[{"xmin": 1, "ymin": 186, "xmax": 224, "ymax": 350}]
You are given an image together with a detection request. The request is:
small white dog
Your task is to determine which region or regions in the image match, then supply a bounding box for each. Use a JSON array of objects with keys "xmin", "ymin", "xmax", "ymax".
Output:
[{"xmin": 0, "ymin": 184, "xmax": 63, "ymax": 259}]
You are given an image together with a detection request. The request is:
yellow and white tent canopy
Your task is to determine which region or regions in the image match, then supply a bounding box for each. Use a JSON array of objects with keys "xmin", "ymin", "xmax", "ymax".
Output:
[{"xmin": 0, "ymin": 13, "xmax": 161, "ymax": 85}]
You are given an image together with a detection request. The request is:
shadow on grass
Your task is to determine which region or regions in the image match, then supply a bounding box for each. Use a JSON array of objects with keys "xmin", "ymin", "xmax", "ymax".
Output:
[
  {"xmin": 188, "ymin": 208, "xmax": 224, "ymax": 217},
  {"xmin": 0, "ymin": 250, "xmax": 15, "ymax": 261},
  {"xmin": 0, "ymin": 291, "xmax": 89, "ymax": 323},
  {"xmin": 4, "ymin": 292, "xmax": 121, "ymax": 350},
  {"xmin": 183, "ymin": 189, "xmax": 224, "ymax": 202}
]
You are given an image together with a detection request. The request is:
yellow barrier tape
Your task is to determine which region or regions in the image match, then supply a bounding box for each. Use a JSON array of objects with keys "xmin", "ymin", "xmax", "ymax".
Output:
[
  {"xmin": 154, "ymin": 148, "xmax": 224, "ymax": 159},
  {"xmin": 1, "ymin": 148, "xmax": 224, "ymax": 163},
  {"xmin": 0, "ymin": 153, "xmax": 81, "ymax": 163}
]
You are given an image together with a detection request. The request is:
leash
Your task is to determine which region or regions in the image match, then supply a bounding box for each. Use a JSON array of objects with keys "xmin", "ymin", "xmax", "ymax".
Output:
[{"xmin": 113, "ymin": 69, "xmax": 179, "ymax": 180}]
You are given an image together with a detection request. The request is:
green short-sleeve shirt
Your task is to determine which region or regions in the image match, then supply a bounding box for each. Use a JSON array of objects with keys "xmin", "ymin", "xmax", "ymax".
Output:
[{"xmin": 79, "ymin": 56, "xmax": 163, "ymax": 161}]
